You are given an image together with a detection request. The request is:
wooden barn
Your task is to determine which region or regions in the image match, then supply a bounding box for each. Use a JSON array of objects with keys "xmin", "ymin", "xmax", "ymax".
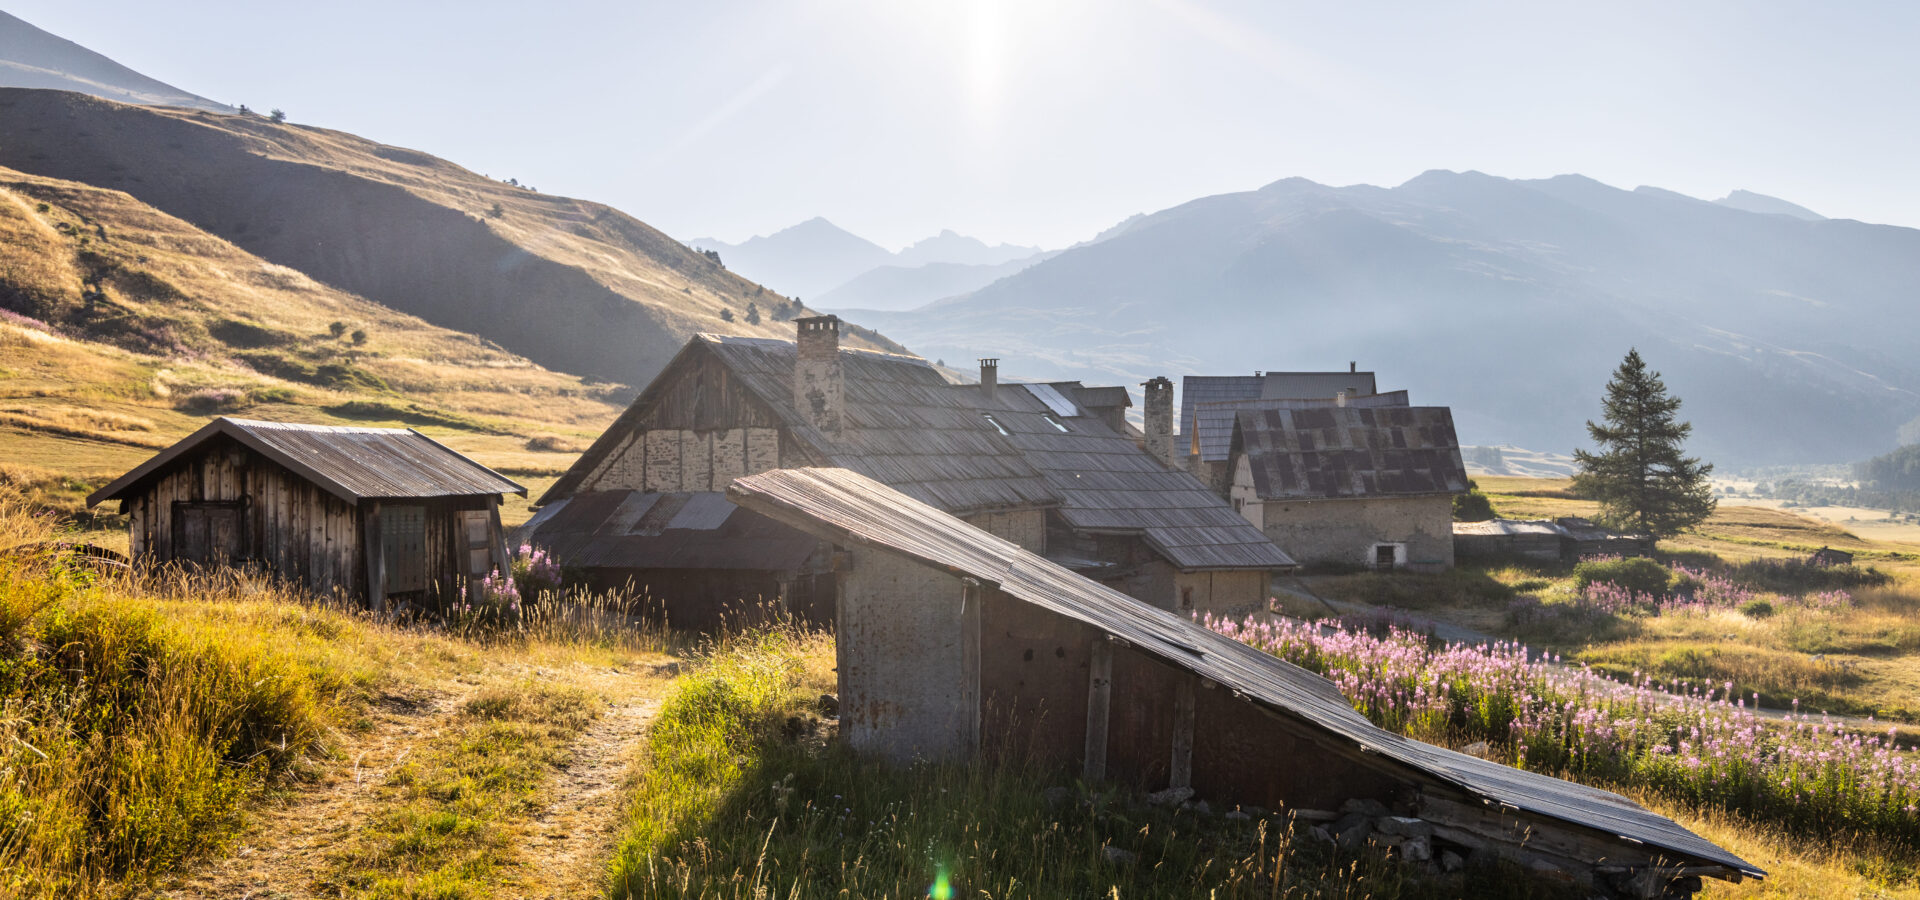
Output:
[
  {"xmin": 728, "ymin": 467, "xmax": 1761, "ymax": 899},
  {"xmin": 87, "ymin": 417, "xmax": 525, "ymax": 612}
]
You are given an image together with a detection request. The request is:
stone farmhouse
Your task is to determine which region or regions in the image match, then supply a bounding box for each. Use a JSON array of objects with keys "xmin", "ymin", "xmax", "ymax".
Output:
[
  {"xmin": 527, "ymin": 316, "xmax": 1291, "ymax": 623},
  {"xmin": 1178, "ymin": 368, "xmax": 1466, "ymax": 570}
]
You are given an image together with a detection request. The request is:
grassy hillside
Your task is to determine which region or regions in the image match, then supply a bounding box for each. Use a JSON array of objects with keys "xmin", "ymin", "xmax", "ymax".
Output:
[
  {"xmin": 0, "ymin": 163, "xmax": 622, "ymax": 522},
  {"xmin": 0, "ymin": 88, "xmax": 906, "ymax": 390},
  {"xmin": 0, "ymin": 495, "xmax": 679, "ymax": 899}
]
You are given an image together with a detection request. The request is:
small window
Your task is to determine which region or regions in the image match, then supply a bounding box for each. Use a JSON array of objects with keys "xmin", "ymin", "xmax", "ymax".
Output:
[
  {"xmin": 1041, "ymin": 413, "xmax": 1069, "ymax": 432},
  {"xmin": 982, "ymin": 414, "xmax": 1009, "ymax": 436}
]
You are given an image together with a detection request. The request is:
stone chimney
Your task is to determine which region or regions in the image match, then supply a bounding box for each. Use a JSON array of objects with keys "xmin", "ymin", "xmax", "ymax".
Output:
[
  {"xmin": 979, "ymin": 358, "xmax": 998, "ymax": 402},
  {"xmin": 1143, "ymin": 376, "xmax": 1175, "ymax": 468},
  {"xmin": 794, "ymin": 315, "xmax": 844, "ymax": 434},
  {"xmin": 1349, "ymin": 361, "xmax": 1357, "ymax": 373}
]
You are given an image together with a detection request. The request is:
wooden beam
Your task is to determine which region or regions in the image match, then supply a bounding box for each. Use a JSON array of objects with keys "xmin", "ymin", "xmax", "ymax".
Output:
[
  {"xmin": 1084, "ymin": 635, "xmax": 1113, "ymax": 782},
  {"xmin": 363, "ymin": 502, "xmax": 385, "ymax": 615},
  {"xmin": 1170, "ymin": 673, "xmax": 1196, "ymax": 790}
]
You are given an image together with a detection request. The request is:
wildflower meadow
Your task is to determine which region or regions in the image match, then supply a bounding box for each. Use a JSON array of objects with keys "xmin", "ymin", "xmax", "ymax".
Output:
[{"xmin": 1207, "ymin": 614, "xmax": 1920, "ymax": 850}]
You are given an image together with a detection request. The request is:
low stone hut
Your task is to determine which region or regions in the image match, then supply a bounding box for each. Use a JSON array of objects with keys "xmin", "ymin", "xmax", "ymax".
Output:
[
  {"xmin": 87, "ymin": 417, "xmax": 524, "ymax": 612},
  {"xmin": 727, "ymin": 467, "xmax": 1760, "ymax": 898}
]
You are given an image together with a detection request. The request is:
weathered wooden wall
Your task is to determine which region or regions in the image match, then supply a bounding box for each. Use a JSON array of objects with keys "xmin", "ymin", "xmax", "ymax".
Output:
[
  {"xmin": 126, "ymin": 434, "xmax": 362, "ymax": 599},
  {"xmin": 122, "ymin": 434, "xmax": 497, "ymax": 609}
]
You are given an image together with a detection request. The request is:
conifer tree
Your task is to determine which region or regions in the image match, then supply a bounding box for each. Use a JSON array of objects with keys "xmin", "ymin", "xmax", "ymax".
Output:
[{"xmin": 1572, "ymin": 349, "xmax": 1716, "ymax": 536}]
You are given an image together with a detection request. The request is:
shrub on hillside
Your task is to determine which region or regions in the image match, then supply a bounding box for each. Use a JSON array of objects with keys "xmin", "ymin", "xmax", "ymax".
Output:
[
  {"xmin": 1572, "ymin": 556, "xmax": 1674, "ymax": 596},
  {"xmin": 177, "ymin": 387, "xmax": 248, "ymax": 413}
]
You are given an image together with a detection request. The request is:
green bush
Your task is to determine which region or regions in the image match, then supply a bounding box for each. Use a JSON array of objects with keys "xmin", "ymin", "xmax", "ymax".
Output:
[
  {"xmin": 1572, "ymin": 556, "xmax": 1674, "ymax": 596},
  {"xmin": 1740, "ymin": 599, "xmax": 1775, "ymax": 619},
  {"xmin": 1452, "ymin": 480, "xmax": 1497, "ymax": 522}
]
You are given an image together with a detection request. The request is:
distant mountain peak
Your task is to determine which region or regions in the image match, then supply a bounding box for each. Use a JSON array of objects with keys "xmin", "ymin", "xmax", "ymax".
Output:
[
  {"xmin": 0, "ymin": 10, "xmax": 231, "ymax": 112},
  {"xmin": 1715, "ymin": 189, "xmax": 1826, "ymax": 221}
]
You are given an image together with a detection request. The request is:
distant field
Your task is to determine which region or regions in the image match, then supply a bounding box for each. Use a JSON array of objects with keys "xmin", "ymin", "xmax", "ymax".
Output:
[{"xmin": 1289, "ymin": 475, "xmax": 1920, "ymax": 727}]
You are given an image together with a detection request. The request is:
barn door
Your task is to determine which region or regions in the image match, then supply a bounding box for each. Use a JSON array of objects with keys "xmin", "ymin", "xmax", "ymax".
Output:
[
  {"xmin": 381, "ymin": 505, "xmax": 427, "ymax": 594},
  {"xmin": 457, "ymin": 509, "xmax": 494, "ymax": 606},
  {"xmin": 172, "ymin": 501, "xmax": 245, "ymax": 566}
]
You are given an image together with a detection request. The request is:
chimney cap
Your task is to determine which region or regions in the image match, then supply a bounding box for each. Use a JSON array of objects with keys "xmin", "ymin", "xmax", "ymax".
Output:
[
  {"xmin": 797, "ymin": 314, "xmax": 841, "ymax": 332},
  {"xmin": 979, "ymin": 358, "xmax": 999, "ymax": 367}
]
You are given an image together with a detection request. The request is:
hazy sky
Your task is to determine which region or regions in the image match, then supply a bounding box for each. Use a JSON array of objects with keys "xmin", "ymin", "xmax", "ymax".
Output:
[{"xmin": 12, "ymin": 1, "xmax": 1919, "ymax": 249}]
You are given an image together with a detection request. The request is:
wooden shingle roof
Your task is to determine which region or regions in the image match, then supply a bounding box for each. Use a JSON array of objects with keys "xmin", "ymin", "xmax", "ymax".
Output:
[
  {"xmin": 1233, "ymin": 406, "xmax": 1468, "ymax": 501},
  {"xmin": 726, "ymin": 467, "xmax": 1760, "ymax": 880}
]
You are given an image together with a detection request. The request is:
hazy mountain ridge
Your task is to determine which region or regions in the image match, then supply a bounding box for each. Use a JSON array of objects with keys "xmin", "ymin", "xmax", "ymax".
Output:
[
  {"xmin": 0, "ymin": 89, "xmax": 906, "ymax": 392},
  {"xmin": 860, "ymin": 170, "xmax": 1920, "ymax": 466},
  {"xmin": 692, "ymin": 219, "xmax": 1051, "ymax": 303},
  {"xmin": 0, "ymin": 11, "xmax": 230, "ymax": 113}
]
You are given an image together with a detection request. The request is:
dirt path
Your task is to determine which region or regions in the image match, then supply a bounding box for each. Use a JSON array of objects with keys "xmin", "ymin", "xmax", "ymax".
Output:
[
  {"xmin": 152, "ymin": 682, "xmax": 476, "ymax": 900},
  {"xmin": 513, "ymin": 682, "xmax": 666, "ymax": 900}
]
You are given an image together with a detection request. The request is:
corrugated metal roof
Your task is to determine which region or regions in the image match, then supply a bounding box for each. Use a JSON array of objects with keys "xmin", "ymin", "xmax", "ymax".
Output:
[
  {"xmin": 726, "ymin": 467, "xmax": 1761, "ymax": 879},
  {"xmin": 518, "ymin": 490, "xmax": 819, "ymax": 571},
  {"xmin": 1191, "ymin": 391, "xmax": 1413, "ymax": 462},
  {"xmin": 1071, "ymin": 385, "xmax": 1131, "ymax": 410},
  {"xmin": 1234, "ymin": 407, "xmax": 1468, "ymax": 500},
  {"xmin": 88, "ymin": 417, "xmax": 525, "ymax": 507}
]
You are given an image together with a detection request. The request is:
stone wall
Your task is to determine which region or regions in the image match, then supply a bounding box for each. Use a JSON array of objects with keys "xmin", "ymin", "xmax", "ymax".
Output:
[
  {"xmin": 1259, "ymin": 494, "xmax": 1455, "ymax": 570},
  {"xmin": 836, "ymin": 546, "xmax": 979, "ymax": 763}
]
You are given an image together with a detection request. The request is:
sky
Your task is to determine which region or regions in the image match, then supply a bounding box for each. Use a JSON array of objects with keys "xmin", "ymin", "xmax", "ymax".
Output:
[{"xmin": 10, "ymin": 1, "xmax": 1920, "ymax": 249}]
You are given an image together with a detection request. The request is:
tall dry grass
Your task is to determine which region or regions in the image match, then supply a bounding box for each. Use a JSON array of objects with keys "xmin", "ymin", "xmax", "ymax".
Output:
[{"xmin": 0, "ymin": 493, "xmax": 408, "ymax": 897}]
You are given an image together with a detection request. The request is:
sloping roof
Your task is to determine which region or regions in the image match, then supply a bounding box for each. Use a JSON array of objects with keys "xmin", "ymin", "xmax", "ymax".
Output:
[
  {"xmin": 726, "ymin": 467, "xmax": 1761, "ymax": 879},
  {"xmin": 550, "ymin": 333, "xmax": 1281, "ymax": 572},
  {"xmin": 1452, "ymin": 518, "xmax": 1563, "ymax": 537},
  {"xmin": 1180, "ymin": 375, "xmax": 1264, "ymax": 447},
  {"xmin": 699, "ymin": 336, "xmax": 1057, "ymax": 514},
  {"xmin": 88, "ymin": 418, "xmax": 525, "ymax": 507},
  {"xmin": 1190, "ymin": 391, "xmax": 1412, "ymax": 462},
  {"xmin": 979, "ymin": 384, "xmax": 1294, "ymax": 570},
  {"xmin": 1233, "ymin": 407, "xmax": 1468, "ymax": 501},
  {"xmin": 515, "ymin": 490, "xmax": 818, "ymax": 571},
  {"xmin": 1181, "ymin": 372, "xmax": 1382, "ymax": 446}
]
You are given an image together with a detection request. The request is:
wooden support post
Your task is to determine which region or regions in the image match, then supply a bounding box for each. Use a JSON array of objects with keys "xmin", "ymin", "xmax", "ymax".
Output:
[
  {"xmin": 960, "ymin": 581, "xmax": 982, "ymax": 753},
  {"xmin": 363, "ymin": 502, "xmax": 386, "ymax": 615},
  {"xmin": 1170, "ymin": 674, "xmax": 1196, "ymax": 790},
  {"xmin": 1084, "ymin": 635, "xmax": 1113, "ymax": 782}
]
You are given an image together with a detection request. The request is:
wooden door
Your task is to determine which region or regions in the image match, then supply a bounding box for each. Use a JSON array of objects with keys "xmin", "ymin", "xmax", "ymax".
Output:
[
  {"xmin": 382, "ymin": 505, "xmax": 427, "ymax": 594},
  {"xmin": 172, "ymin": 501, "xmax": 245, "ymax": 566}
]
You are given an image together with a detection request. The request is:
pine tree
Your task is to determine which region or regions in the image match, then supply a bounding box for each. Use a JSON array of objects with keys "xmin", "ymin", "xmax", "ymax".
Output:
[{"xmin": 1572, "ymin": 349, "xmax": 1716, "ymax": 536}]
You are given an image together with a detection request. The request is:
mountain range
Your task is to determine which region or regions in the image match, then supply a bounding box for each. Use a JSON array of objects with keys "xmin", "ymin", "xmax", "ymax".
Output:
[
  {"xmin": 855, "ymin": 172, "xmax": 1920, "ymax": 467},
  {"xmin": 0, "ymin": 10, "xmax": 230, "ymax": 112},
  {"xmin": 690, "ymin": 219, "xmax": 1050, "ymax": 308}
]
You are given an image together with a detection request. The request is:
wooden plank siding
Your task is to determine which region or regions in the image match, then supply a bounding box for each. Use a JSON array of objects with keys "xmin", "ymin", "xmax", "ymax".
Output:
[{"xmin": 118, "ymin": 433, "xmax": 499, "ymax": 611}]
